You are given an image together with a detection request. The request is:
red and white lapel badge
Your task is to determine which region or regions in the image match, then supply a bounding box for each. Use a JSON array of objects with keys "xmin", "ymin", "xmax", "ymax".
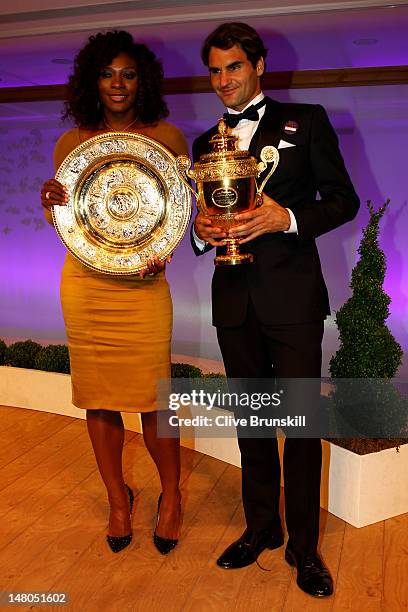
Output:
[{"xmin": 283, "ymin": 121, "xmax": 299, "ymax": 135}]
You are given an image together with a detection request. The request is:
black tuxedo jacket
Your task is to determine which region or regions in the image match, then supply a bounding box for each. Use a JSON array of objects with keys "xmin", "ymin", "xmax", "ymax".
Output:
[{"xmin": 191, "ymin": 97, "xmax": 360, "ymax": 328}]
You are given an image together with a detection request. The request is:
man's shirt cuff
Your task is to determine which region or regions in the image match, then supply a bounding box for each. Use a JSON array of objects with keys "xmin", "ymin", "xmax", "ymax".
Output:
[
  {"xmin": 192, "ymin": 225, "xmax": 207, "ymax": 251},
  {"xmin": 284, "ymin": 208, "xmax": 298, "ymax": 234}
]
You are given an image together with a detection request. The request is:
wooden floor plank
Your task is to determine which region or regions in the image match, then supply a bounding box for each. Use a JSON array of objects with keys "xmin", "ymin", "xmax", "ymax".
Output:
[
  {"xmin": 134, "ymin": 462, "xmax": 242, "ymax": 612},
  {"xmin": 0, "ymin": 426, "xmax": 138, "ymax": 550},
  {"xmin": 1, "ymin": 408, "xmax": 407, "ymax": 612},
  {"xmin": 48, "ymin": 450, "xmax": 218, "ymax": 611},
  {"xmin": 2, "ymin": 433, "xmax": 191, "ymax": 591},
  {"xmin": 333, "ymin": 522, "xmax": 383, "ymax": 612},
  {"xmin": 383, "ymin": 514, "xmax": 408, "ymax": 611},
  {"xmin": 0, "ymin": 417, "xmax": 85, "ymax": 490},
  {"xmin": 183, "ymin": 507, "xmax": 265, "ymax": 612},
  {"xmin": 0, "ymin": 406, "xmax": 52, "ymax": 443},
  {"xmin": 0, "ymin": 419, "xmax": 89, "ymax": 515},
  {"xmin": 0, "ymin": 431, "xmax": 143, "ymax": 590},
  {"xmin": 0, "ymin": 410, "xmax": 73, "ymax": 469},
  {"xmin": 181, "ymin": 491, "xmax": 288, "ymax": 612},
  {"xmin": 0, "ymin": 421, "xmax": 137, "ymax": 549},
  {"xmin": 0, "ymin": 405, "xmax": 34, "ymax": 433}
]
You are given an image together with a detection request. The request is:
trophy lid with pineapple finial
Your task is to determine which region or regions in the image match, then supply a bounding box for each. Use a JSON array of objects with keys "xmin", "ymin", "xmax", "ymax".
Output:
[{"xmin": 194, "ymin": 117, "xmax": 259, "ymax": 180}]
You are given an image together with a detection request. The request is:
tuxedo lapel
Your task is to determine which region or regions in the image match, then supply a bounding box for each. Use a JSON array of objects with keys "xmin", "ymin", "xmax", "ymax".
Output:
[{"xmin": 249, "ymin": 97, "xmax": 283, "ymax": 159}]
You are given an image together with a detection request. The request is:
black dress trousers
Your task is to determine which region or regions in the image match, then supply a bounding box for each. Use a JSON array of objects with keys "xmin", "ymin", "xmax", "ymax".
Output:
[{"xmin": 217, "ymin": 298, "xmax": 324, "ymax": 556}]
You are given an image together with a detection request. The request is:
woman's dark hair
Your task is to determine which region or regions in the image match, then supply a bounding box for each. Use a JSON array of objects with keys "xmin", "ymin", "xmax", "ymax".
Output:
[
  {"xmin": 63, "ymin": 30, "xmax": 169, "ymax": 126},
  {"xmin": 201, "ymin": 22, "xmax": 268, "ymax": 68}
]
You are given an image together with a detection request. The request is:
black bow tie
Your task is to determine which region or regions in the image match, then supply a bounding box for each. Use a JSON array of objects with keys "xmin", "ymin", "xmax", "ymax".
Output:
[{"xmin": 223, "ymin": 99, "xmax": 266, "ymax": 128}]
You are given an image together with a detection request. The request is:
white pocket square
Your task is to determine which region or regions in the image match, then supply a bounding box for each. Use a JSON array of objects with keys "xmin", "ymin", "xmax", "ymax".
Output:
[{"xmin": 278, "ymin": 139, "xmax": 296, "ymax": 149}]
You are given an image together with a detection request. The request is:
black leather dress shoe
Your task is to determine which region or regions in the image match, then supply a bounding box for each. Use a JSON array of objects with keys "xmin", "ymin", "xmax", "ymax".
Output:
[
  {"xmin": 285, "ymin": 545, "xmax": 333, "ymax": 597},
  {"xmin": 217, "ymin": 527, "xmax": 284, "ymax": 569}
]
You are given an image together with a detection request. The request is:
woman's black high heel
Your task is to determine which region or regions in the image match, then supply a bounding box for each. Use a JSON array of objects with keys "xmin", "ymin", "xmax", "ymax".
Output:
[
  {"xmin": 153, "ymin": 493, "xmax": 179, "ymax": 555},
  {"xmin": 106, "ymin": 484, "xmax": 134, "ymax": 553}
]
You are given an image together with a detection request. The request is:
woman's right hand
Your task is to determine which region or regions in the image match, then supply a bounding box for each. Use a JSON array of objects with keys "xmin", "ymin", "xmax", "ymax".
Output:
[{"xmin": 40, "ymin": 179, "xmax": 68, "ymax": 210}]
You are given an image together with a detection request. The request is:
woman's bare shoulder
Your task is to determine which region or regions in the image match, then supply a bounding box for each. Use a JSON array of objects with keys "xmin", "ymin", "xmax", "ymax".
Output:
[
  {"xmin": 55, "ymin": 127, "xmax": 80, "ymax": 151},
  {"xmin": 54, "ymin": 128, "xmax": 80, "ymax": 170},
  {"xmin": 155, "ymin": 120, "xmax": 189, "ymax": 156}
]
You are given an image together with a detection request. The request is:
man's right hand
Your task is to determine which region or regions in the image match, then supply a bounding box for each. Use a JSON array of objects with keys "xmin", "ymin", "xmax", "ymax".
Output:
[
  {"xmin": 40, "ymin": 179, "xmax": 68, "ymax": 210},
  {"xmin": 194, "ymin": 212, "xmax": 227, "ymax": 247}
]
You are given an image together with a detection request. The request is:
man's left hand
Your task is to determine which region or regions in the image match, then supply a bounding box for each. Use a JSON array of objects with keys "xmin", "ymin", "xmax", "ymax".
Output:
[{"xmin": 228, "ymin": 193, "xmax": 290, "ymax": 243}]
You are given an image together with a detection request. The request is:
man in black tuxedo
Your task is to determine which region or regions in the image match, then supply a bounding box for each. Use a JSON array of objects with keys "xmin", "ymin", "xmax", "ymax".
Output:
[{"xmin": 191, "ymin": 22, "xmax": 359, "ymax": 597}]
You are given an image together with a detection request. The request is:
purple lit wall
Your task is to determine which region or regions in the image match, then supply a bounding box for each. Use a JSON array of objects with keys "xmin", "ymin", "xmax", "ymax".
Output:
[
  {"xmin": 0, "ymin": 121, "xmax": 67, "ymax": 341},
  {"xmin": 1, "ymin": 85, "xmax": 407, "ymax": 375}
]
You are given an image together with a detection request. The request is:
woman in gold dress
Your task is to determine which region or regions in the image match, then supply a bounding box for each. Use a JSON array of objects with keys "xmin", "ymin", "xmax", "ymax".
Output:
[{"xmin": 40, "ymin": 31, "xmax": 188, "ymax": 554}]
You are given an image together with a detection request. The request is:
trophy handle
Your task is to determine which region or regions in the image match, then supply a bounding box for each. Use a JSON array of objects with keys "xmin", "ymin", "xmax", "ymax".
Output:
[
  {"xmin": 255, "ymin": 146, "xmax": 280, "ymax": 198},
  {"xmin": 175, "ymin": 155, "xmax": 199, "ymax": 199}
]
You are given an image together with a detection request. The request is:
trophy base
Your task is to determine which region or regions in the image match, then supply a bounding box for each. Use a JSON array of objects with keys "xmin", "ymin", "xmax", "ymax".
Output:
[
  {"xmin": 215, "ymin": 252, "xmax": 254, "ymax": 266},
  {"xmin": 214, "ymin": 237, "xmax": 254, "ymax": 266}
]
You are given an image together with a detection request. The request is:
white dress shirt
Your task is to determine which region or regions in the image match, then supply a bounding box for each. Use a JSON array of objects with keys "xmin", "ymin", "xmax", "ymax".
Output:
[{"xmin": 193, "ymin": 92, "xmax": 297, "ymax": 250}]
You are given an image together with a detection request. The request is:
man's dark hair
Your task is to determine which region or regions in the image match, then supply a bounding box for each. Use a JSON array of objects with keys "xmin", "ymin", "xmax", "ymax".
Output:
[
  {"xmin": 63, "ymin": 30, "xmax": 168, "ymax": 127},
  {"xmin": 201, "ymin": 22, "xmax": 268, "ymax": 68}
]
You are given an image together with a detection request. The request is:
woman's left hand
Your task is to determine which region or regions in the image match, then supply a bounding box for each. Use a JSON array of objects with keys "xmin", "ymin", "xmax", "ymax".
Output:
[{"xmin": 139, "ymin": 255, "xmax": 172, "ymax": 278}]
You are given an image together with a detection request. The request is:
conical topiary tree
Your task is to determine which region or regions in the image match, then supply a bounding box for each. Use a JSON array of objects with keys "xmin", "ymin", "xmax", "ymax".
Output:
[
  {"xmin": 330, "ymin": 200, "xmax": 402, "ymax": 378},
  {"xmin": 329, "ymin": 201, "xmax": 407, "ymax": 440}
]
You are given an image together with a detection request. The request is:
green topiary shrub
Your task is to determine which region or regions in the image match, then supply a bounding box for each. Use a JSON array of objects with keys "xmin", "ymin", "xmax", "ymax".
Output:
[
  {"xmin": 171, "ymin": 362, "xmax": 203, "ymax": 378},
  {"xmin": 5, "ymin": 340, "xmax": 42, "ymax": 369},
  {"xmin": 0, "ymin": 339, "xmax": 7, "ymax": 365},
  {"xmin": 34, "ymin": 344, "xmax": 70, "ymax": 374},
  {"xmin": 330, "ymin": 200, "xmax": 403, "ymax": 378},
  {"xmin": 329, "ymin": 200, "xmax": 407, "ymax": 444}
]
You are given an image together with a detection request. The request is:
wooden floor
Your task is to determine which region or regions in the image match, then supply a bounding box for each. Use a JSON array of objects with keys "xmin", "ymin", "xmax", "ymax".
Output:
[{"xmin": 0, "ymin": 406, "xmax": 407, "ymax": 612}]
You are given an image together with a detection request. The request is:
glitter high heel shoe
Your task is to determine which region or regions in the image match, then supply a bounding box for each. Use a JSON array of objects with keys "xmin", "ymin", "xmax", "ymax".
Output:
[
  {"xmin": 152, "ymin": 493, "xmax": 179, "ymax": 555},
  {"xmin": 106, "ymin": 484, "xmax": 134, "ymax": 553}
]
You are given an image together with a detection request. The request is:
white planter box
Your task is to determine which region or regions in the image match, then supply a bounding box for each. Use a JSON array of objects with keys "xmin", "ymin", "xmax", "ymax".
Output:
[
  {"xmin": 0, "ymin": 365, "xmax": 81, "ymax": 419},
  {"xmin": 0, "ymin": 366, "xmax": 144, "ymax": 432},
  {"xmin": 321, "ymin": 439, "xmax": 408, "ymax": 527},
  {"xmin": 1, "ymin": 366, "xmax": 407, "ymax": 528}
]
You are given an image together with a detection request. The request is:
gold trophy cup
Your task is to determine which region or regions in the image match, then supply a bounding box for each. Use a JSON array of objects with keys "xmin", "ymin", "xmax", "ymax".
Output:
[{"xmin": 176, "ymin": 117, "xmax": 279, "ymax": 265}]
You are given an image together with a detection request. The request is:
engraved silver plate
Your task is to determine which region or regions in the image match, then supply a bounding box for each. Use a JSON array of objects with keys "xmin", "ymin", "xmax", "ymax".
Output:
[{"xmin": 52, "ymin": 132, "xmax": 191, "ymax": 275}]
